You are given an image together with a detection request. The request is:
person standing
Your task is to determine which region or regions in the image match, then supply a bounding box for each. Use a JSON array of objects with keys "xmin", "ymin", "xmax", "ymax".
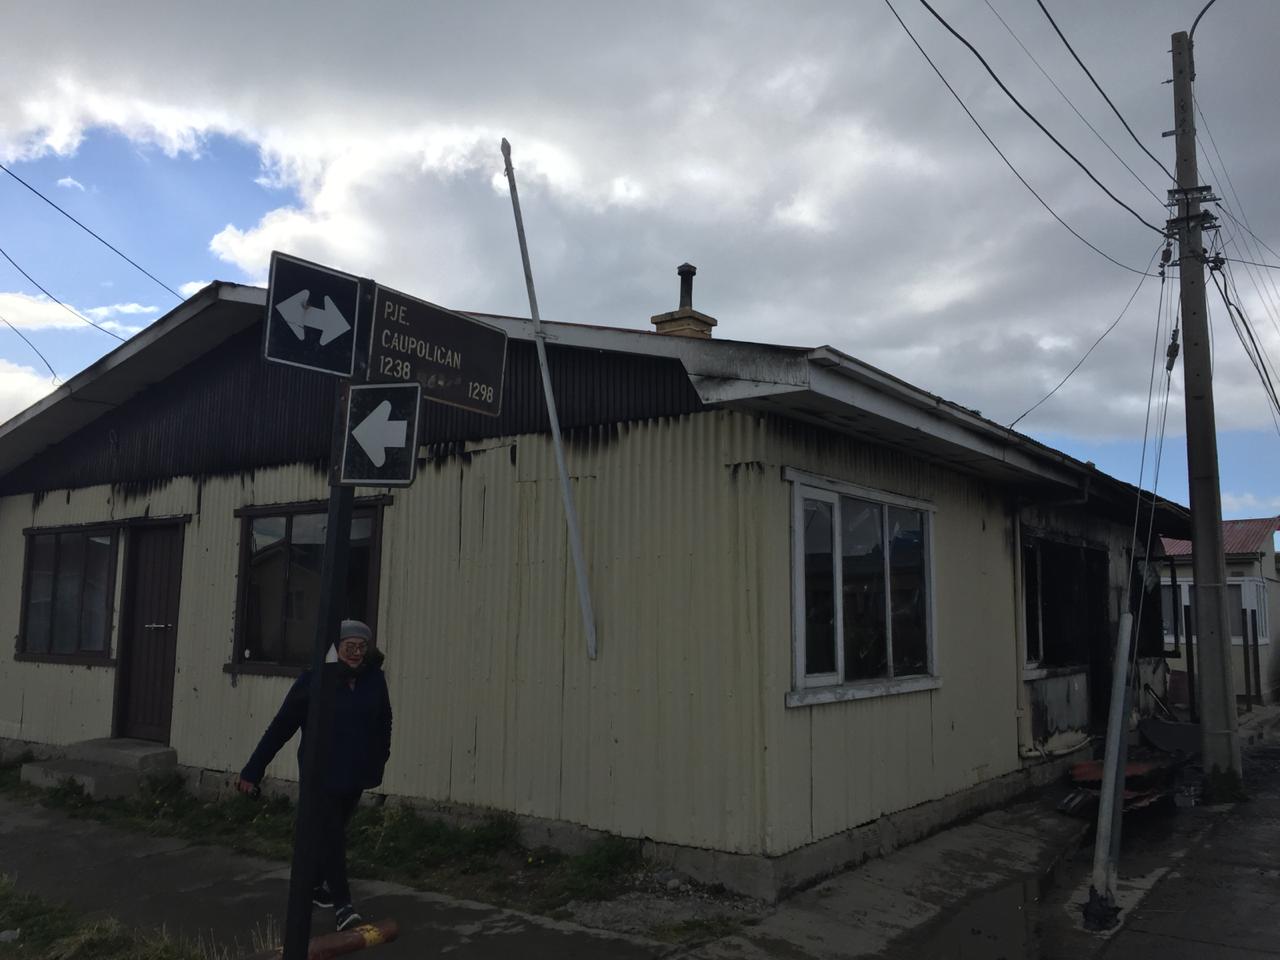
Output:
[{"xmin": 238, "ymin": 619, "xmax": 393, "ymax": 932}]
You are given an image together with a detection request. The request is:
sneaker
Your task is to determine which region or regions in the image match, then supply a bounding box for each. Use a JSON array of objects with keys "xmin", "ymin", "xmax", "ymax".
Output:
[
  {"xmin": 335, "ymin": 903, "xmax": 364, "ymax": 932},
  {"xmin": 311, "ymin": 884, "xmax": 333, "ymax": 909}
]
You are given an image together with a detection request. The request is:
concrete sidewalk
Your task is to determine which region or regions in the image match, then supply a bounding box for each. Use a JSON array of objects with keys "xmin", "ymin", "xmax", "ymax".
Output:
[
  {"xmin": 0, "ymin": 797, "xmax": 667, "ymax": 959},
  {"xmin": 0, "ymin": 788, "xmax": 1086, "ymax": 959}
]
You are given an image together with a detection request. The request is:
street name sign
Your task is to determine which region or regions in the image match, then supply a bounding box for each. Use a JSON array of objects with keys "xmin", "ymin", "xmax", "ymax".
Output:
[
  {"xmin": 368, "ymin": 285, "xmax": 507, "ymax": 416},
  {"xmin": 339, "ymin": 382, "xmax": 422, "ymax": 487},
  {"xmin": 265, "ymin": 252, "xmax": 360, "ymax": 377}
]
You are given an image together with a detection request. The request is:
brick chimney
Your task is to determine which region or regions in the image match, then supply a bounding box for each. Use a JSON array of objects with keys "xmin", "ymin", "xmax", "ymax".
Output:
[{"xmin": 650, "ymin": 263, "xmax": 717, "ymax": 338}]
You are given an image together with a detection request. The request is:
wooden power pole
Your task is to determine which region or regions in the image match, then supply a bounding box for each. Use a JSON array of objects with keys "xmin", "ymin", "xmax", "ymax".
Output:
[{"xmin": 1170, "ymin": 30, "xmax": 1241, "ymax": 781}]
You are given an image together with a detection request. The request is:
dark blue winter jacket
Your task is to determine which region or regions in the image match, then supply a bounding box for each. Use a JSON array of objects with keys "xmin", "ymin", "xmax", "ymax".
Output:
[{"xmin": 241, "ymin": 649, "xmax": 392, "ymax": 796}]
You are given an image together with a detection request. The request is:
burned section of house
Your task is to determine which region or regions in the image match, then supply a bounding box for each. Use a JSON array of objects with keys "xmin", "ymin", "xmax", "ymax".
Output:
[{"xmin": 0, "ymin": 276, "xmax": 1189, "ymax": 899}]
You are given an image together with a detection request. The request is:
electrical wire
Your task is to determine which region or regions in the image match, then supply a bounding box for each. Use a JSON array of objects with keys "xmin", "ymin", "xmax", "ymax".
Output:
[
  {"xmin": 1035, "ymin": 0, "xmax": 1176, "ymax": 184},
  {"xmin": 1215, "ymin": 203, "xmax": 1280, "ymax": 268},
  {"xmin": 0, "ymin": 312, "xmax": 59, "ymax": 381},
  {"xmin": 1007, "ymin": 243, "xmax": 1166, "ymax": 431},
  {"xmin": 912, "ymin": 0, "xmax": 1168, "ymax": 237},
  {"xmin": 1127, "ymin": 270, "xmax": 1176, "ymax": 681},
  {"xmin": 982, "ymin": 0, "xmax": 1164, "ymax": 206},
  {"xmin": 1191, "ymin": 0, "xmax": 1219, "ymax": 40},
  {"xmin": 0, "ymin": 244, "xmax": 126, "ymax": 342},
  {"xmin": 0, "ymin": 162, "xmax": 181, "ymax": 301},
  {"xmin": 1210, "ymin": 267, "xmax": 1280, "ymax": 426},
  {"xmin": 883, "ymin": 0, "xmax": 1158, "ymax": 277}
]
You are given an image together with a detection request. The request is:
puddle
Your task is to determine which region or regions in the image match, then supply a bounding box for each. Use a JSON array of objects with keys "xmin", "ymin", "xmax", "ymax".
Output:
[{"xmin": 901, "ymin": 877, "xmax": 1042, "ymax": 959}]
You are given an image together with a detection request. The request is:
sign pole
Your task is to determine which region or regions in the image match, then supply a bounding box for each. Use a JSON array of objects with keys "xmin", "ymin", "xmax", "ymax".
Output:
[
  {"xmin": 280, "ymin": 278, "xmax": 373, "ymax": 960},
  {"xmin": 500, "ymin": 138, "xmax": 598, "ymax": 659},
  {"xmin": 282, "ymin": 383, "xmax": 353, "ymax": 959}
]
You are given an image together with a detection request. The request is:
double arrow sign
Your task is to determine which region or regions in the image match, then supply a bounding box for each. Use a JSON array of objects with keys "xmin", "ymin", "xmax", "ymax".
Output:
[{"xmin": 263, "ymin": 251, "xmax": 507, "ymax": 487}]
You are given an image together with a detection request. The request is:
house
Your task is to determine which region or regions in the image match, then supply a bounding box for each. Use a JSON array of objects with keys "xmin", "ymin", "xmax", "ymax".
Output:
[
  {"xmin": 1160, "ymin": 517, "xmax": 1280, "ymax": 704},
  {"xmin": 0, "ymin": 271, "xmax": 1188, "ymax": 899}
]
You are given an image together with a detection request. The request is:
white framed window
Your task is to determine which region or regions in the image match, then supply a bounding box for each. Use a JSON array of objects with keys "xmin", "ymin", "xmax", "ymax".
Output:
[{"xmin": 786, "ymin": 468, "xmax": 937, "ymax": 706}]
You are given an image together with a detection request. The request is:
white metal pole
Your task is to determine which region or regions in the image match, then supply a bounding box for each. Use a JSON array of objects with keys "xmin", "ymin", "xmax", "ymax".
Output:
[
  {"xmin": 1088, "ymin": 611, "xmax": 1133, "ymax": 918},
  {"xmin": 500, "ymin": 138, "xmax": 599, "ymax": 660}
]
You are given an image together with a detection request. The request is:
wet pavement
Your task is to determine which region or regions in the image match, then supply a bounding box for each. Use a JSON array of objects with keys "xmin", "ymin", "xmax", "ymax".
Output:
[{"xmin": 5, "ymin": 734, "xmax": 1280, "ymax": 957}]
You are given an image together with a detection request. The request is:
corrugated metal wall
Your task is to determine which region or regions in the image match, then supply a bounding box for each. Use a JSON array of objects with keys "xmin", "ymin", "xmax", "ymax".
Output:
[
  {"xmin": 744, "ymin": 417, "xmax": 1024, "ymax": 855},
  {"xmin": 2, "ymin": 408, "xmax": 1089, "ymax": 859},
  {"xmin": 377, "ymin": 411, "xmax": 766, "ymax": 853}
]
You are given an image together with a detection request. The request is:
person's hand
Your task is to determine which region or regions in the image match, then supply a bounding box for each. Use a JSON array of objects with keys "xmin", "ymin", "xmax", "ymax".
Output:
[{"xmin": 236, "ymin": 777, "xmax": 258, "ymax": 796}]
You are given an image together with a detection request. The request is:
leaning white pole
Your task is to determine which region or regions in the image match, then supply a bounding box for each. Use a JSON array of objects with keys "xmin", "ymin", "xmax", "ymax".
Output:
[
  {"xmin": 1088, "ymin": 610, "xmax": 1134, "ymax": 919},
  {"xmin": 500, "ymin": 138, "xmax": 598, "ymax": 659}
]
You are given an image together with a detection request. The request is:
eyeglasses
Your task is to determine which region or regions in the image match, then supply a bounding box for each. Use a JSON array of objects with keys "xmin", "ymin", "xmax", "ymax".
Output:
[{"xmin": 338, "ymin": 640, "xmax": 368, "ymax": 654}]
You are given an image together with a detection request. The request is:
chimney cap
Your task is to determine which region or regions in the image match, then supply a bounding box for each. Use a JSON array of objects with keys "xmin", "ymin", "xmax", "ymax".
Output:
[{"xmin": 651, "ymin": 262, "xmax": 716, "ymax": 339}]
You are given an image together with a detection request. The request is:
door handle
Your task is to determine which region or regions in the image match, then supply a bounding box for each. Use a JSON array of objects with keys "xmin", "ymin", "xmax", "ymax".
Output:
[{"xmin": 143, "ymin": 623, "xmax": 172, "ymax": 630}]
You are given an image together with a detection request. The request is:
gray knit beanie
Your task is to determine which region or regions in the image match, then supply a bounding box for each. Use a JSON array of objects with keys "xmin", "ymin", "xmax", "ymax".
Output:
[{"xmin": 338, "ymin": 620, "xmax": 373, "ymax": 646}]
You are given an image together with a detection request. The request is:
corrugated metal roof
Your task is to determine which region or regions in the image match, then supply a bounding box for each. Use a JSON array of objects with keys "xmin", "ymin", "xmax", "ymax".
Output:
[{"xmin": 1161, "ymin": 516, "xmax": 1280, "ymax": 557}]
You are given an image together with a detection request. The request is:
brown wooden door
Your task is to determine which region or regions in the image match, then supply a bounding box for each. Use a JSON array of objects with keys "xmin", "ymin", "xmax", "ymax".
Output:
[{"xmin": 118, "ymin": 525, "xmax": 184, "ymax": 743}]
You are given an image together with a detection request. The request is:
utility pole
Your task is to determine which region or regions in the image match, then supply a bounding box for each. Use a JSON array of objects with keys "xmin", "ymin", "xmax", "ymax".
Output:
[{"xmin": 1170, "ymin": 30, "xmax": 1241, "ymax": 782}]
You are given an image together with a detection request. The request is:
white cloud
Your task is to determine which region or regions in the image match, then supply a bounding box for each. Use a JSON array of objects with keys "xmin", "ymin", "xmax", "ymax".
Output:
[
  {"xmin": 0, "ymin": 358, "xmax": 57, "ymax": 424},
  {"xmin": 56, "ymin": 175, "xmax": 84, "ymax": 191},
  {"xmin": 0, "ymin": 1, "xmax": 1278, "ymax": 448},
  {"xmin": 83, "ymin": 302, "xmax": 158, "ymax": 320},
  {"xmin": 0, "ymin": 292, "xmax": 158, "ymax": 335},
  {"xmin": 1222, "ymin": 492, "xmax": 1280, "ymax": 517}
]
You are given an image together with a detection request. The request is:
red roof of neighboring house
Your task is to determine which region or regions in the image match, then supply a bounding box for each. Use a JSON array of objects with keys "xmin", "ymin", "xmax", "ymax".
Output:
[{"xmin": 1161, "ymin": 516, "xmax": 1280, "ymax": 558}]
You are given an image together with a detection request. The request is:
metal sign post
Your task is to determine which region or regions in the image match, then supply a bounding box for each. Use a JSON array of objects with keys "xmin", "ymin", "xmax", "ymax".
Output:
[
  {"xmin": 262, "ymin": 250, "xmax": 505, "ymax": 957},
  {"xmin": 500, "ymin": 138, "xmax": 598, "ymax": 659},
  {"xmin": 268, "ymin": 270, "xmax": 372, "ymax": 960}
]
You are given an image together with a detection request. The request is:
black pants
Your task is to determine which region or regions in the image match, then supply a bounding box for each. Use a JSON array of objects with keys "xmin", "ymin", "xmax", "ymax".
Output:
[{"xmin": 315, "ymin": 790, "xmax": 361, "ymax": 906}]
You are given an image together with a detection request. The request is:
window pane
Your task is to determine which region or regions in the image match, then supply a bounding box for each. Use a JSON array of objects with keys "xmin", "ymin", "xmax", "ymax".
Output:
[
  {"xmin": 1160, "ymin": 585, "xmax": 1177, "ymax": 638},
  {"xmin": 243, "ymin": 517, "xmax": 287, "ymax": 664},
  {"xmin": 51, "ymin": 533, "xmax": 85, "ymax": 654},
  {"xmin": 841, "ymin": 497, "xmax": 887, "ymax": 681},
  {"xmin": 283, "ymin": 514, "xmax": 326, "ymax": 666},
  {"xmin": 803, "ymin": 499, "xmax": 836, "ymax": 675},
  {"xmin": 24, "ymin": 534, "xmax": 56, "ymax": 653},
  {"xmin": 80, "ymin": 535, "xmax": 113, "ymax": 652},
  {"xmin": 346, "ymin": 513, "xmax": 373, "ymax": 624},
  {"xmin": 1228, "ymin": 584, "xmax": 1244, "ymax": 637},
  {"xmin": 1023, "ymin": 542, "xmax": 1041, "ymax": 663},
  {"xmin": 889, "ymin": 507, "xmax": 929, "ymax": 677}
]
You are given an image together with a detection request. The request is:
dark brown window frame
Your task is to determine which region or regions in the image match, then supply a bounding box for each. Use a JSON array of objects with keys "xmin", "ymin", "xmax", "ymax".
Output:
[
  {"xmin": 228, "ymin": 496, "xmax": 389, "ymax": 677},
  {"xmin": 17, "ymin": 523, "xmax": 120, "ymax": 664}
]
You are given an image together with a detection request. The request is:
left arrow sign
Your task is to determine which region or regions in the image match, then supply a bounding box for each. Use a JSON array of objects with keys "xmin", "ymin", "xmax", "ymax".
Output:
[
  {"xmin": 351, "ymin": 400, "xmax": 407, "ymax": 468},
  {"xmin": 275, "ymin": 289, "xmax": 351, "ymax": 346}
]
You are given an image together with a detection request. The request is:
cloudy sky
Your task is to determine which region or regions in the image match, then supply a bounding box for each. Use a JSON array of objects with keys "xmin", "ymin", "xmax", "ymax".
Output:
[{"xmin": 1, "ymin": 0, "xmax": 1278, "ymax": 518}]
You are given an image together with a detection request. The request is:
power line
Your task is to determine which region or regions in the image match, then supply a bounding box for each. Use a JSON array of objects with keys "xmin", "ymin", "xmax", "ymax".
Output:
[
  {"xmin": 1191, "ymin": 0, "xmax": 1219, "ymax": 41},
  {"xmin": 982, "ymin": 0, "xmax": 1164, "ymax": 206},
  {"xmin": 0, "ymin": 311, "xmax": 59, "ymax": 381},
  {"xmin": 0, "ymin": 243, "xmax": 126, "ymax": 342},
  {"xmin": 1215, "ymin": 204, "xmax": 1280, "ymax": 271},
  {"xmin": 1008, "ymin": 242, "xmax": 1166, "ymax": 430},
  {"xmin": 0, "ymin": 161, "xmax": 181, "ymax": 300},
  {"xmin": 1035, "ymin": 0, "xmax": 1176, "ymax": 184},
  {"xmin": 883, "ymin": 0, "xmax": 1158, "ymax": 277},
  {"xmin": 913, "ymin": 0, "xmax": 1167, "ymax": 236},
  {"xmin": 1210, "ymin": 267, "xmax": 1280, "ymax": 423}
]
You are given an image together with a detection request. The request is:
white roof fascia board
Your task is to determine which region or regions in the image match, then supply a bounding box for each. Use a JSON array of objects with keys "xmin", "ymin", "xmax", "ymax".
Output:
[{"xmin": 805, "ymin": 364, "xmax": 1082, "ymax": 488}]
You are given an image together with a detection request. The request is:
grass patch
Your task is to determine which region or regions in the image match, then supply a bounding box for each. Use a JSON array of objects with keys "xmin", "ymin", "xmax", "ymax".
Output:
[
  {"xmin": 0, "ymin": 759, "xmax": 652, "ymax": 915},
  {"xmin": 0, "ymin": 876, "xmax": 263, "ymax": 959},
  {"xmin": 648, "ymin": 914, "xmax": 744, "ymax": 944}
]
